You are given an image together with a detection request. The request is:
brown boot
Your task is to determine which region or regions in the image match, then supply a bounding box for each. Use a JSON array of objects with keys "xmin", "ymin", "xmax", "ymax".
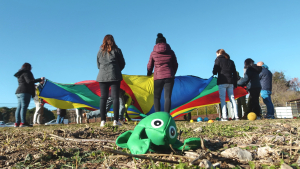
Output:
[
  {"xmin": 83, "ymin": 113, "xmax": 89, "ymax": 123},
  {"xmin": 241, "ymin": 116, "xmax": 248, "ymax": 120}
]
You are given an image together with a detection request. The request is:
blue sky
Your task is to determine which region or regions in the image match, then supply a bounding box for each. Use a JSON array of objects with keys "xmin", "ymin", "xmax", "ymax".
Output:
[{"xmin": 1, "ymin": 1, "xmax": 299, "ymax": 110}]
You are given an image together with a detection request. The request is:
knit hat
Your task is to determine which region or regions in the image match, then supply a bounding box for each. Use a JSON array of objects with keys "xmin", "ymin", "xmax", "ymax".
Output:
[{"xmin": 156, "ymin": 33, "xmax": 166, "ymax": 44}]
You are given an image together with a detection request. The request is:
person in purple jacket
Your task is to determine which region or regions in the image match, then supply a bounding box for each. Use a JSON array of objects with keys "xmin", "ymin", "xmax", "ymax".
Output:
[{"xmin": 147, "ymin": 33, "xmax": 178, "ymax": 113}]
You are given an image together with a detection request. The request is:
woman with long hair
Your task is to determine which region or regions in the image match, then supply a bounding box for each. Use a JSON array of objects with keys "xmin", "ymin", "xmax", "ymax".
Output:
[
  {"xmin": 96, "ymin": 35, "xmax": 125, "ymax": 127},
  {"xmin": 212, "ymin": 49, "xmax": 238, "ymax": 121},
  {"xmin": 147, "ymin": 33, "xmax": 178, "ymax": 113},
  {"xmin": 14, "ymin": 63, "xmax": 44, "ymax": 127}
]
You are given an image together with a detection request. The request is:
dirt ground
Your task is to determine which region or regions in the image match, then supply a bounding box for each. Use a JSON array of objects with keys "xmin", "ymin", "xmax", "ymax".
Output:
[{"xmin": 0, "ymin": 118, "xmax": 299, "ymax": 169}]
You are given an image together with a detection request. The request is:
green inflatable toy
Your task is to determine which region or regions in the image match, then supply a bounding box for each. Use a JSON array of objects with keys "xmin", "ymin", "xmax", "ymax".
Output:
[{"xmin": 116, "ymin": 112, "xmax": 203, "ymax": 155}]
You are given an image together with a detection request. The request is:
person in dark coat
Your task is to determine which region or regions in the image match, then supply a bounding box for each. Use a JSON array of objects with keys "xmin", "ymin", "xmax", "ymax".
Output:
[
  {"xmin": 147, "ymin": 33, "xmax": 178, "ymax": 113},
  {"xmin": 96, "ymin": 34, "xmax": 125, "ymax": 127},
  {"xmin": 56, "ymin": 108, "xmax": 66, "ymax": 124},
  {"xmin": 14, "ymin": 63, "xmax": 44, "ymax": 127},
  {"xmin": 238, "ymin": 58, "xmax": 262, "ymax": 119},
  {"xmin": 213, "ymin": 49, "xmax": 238, "ymax": 121},
  {"xmin": 257, "ymin": 61, "xmax": 274, "ymax": 119}
]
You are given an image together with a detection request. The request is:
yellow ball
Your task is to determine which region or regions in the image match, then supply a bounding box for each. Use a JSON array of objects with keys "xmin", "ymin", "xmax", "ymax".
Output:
[
  {"xmin": 208, "ymin": 120, "xmax": 214, "ymax": 123},
  {"xmin": 247, "ymin": 112, "xmax": 257, "ymax": 121},
  {"xmin": 190, "ymin": 120, "xmax": 194, "ymax": 123}
]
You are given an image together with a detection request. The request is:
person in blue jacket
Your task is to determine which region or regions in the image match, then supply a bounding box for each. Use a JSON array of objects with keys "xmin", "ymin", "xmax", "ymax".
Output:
[
  {"xmin": 238, "ymin": 58, "xmax": 262, "ymax": 119},
  {"xmin": 257, "ymin": 61, "xmax": 275, "ymax": 119}
]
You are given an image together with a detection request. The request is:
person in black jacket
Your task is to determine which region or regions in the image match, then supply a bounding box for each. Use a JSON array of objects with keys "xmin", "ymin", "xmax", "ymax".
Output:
[
  {"xmin": 213, "ymin": 49, "xmax": 238, "ymax": 121},
  {"xmin": 14, "ymin": 63, "xmax": 44, "ymax": 127},
  {"xmin": 238, "ymin": 59, "xmax": 262, "ymax": 119}
]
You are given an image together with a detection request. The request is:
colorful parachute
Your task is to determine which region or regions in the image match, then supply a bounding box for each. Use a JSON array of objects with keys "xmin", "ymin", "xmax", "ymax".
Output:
[{"xmin": 37, "ymin": 75, "xmax": 248, "ymax": 119}]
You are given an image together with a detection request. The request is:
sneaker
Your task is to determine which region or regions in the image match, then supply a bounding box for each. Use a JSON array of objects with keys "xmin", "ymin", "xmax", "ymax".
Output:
[
  {"xmin": 14, "ymin": 123, "xmax": 19, "ymax": 127},
  {"xmin": 19, "ymin": 122, "xmax": 32, "ymax": 127},
  {"xmin": 100, "ymin": 121, "xmax": 105, "ymax": 127},
  {"xmin": 264, "ymin": 115, "xmax": 275, "ymax": 119},
  {"xmin": 221, "ymin": 118, "xmax": 228, "ymax": 121},
  {"xmin": 113, "ymin": 120, "xmax": 122, "ymax": 126}
]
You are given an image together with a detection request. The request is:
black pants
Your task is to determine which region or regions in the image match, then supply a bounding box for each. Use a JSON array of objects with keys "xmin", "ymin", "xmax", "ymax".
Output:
[
  {"xmin": 99, "ymin": 81, "xmax": 120, "ymax": 121},
  {"xmin": 154, "ymin": 78, "xmax": 175, "ymax": 113},
  {"xmin": 246, "ymin": 88, "xmax": 261, "ymax": 117}
]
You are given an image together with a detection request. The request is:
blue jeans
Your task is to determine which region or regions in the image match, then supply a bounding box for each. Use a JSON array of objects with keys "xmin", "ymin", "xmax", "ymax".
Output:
[
  {"xmin": 15, "ymin": 93, "xmax": 31, "ymax": 123},
  {"xmin": 261, "ymin": 90, "xmax": 274, "ymax": 117},
  {"xmin": 218, "ymin": 84, "xmax": 238, "ymax": 119},
  {"xmin": 56, "ymin": 115, "xmax": 65, "ymax": 124}
]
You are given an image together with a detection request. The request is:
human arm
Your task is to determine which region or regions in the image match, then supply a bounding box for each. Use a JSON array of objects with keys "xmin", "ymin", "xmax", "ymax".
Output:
[
  {"xmin": 23, "ymin": 72, "xmax": 42, "ymax": 84},
  {"xmin": 237, "ymin": 70, "xmax": 250, "ymax": 86},
  {"xmin": 172, "ymin": 51, "xmax": 178, "ymax": 75},
  {"xmin": 232, "ymin": 61, "xmax": 238, "ymax": 88},
  {"xmin": 97, "ymin": 50, "xmax": 101, "ymax": 69},
  {"xmin": 259, "ymin": 71, "xmax": 263, "ymax": 80},
  {"xmin": 147, "ymin": 52, "xmax": 154, "ymax": 76},
  {"xmin": 117, "ymin": 48, "xmax": 126, "ymax": 71},
  {"xmin": 212, "ymin": 58, "xmax": 220, "ymax": 75}
]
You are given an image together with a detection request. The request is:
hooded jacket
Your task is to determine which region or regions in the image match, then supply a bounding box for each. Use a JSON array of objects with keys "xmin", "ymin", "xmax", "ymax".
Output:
[
  {"xmin": 212, "ymin": 55, "xmax": 237, "ymax": 87},
  {"xmin": 259, "ymin": 64, "xmax": 272, "ymax": 91},
  {"xmin": 147, "ymin": 43, "xmax": 178, "ymax": 80},
  {"xmin": 14, "ymin": 69, "xmax": 42, "ymax": 97},
  {"xmin": 237, "ymin": 64, "xmax": 262, "ymax": 90}
]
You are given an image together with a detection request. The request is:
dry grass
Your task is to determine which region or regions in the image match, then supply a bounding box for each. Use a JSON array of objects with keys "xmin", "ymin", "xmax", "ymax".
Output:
[{"xmin": 0, "ymin": 119, "xmax": 299, "ymax": 168}]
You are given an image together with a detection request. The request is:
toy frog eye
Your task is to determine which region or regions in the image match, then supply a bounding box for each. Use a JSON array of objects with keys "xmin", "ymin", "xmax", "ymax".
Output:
[
  {"xmin": 169, "ymin": 126, "xmax": 176, "ymax": 139},
  {"xmin": 151, "ymin": 119, "xmax": 164, "ymax": 128}
]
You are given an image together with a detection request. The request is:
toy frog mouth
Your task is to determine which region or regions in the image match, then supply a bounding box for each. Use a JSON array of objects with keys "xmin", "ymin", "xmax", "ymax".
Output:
[{"xmin": 116, "ymin": 126, "xmax": 151, "ymax": 154}]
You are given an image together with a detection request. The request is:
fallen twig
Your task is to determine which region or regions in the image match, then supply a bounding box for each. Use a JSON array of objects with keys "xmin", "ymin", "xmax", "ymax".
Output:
[
  {"xmin": 199, "ymin": 135, "xmax": 206, "ymax": 151},
  {"xmin": 169, "ymin": 144, "xmax": 177, "ymax": 154},
  {"xmin": 190, "ymin": 155, "xmax": 201, "ymax": 165},
  {"xmin": 276, "ymin": 146, "xmax": 300, "ymax": 150},
  {"xmin": 103, "ymin": 148, "xmax": 180, "ymax": 164},
  {"xmin": 49, "ymin": 134, "xmax": 115, "ymax": 143}
]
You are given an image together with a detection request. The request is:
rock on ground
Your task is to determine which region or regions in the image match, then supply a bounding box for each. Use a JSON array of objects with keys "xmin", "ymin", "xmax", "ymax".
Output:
[
  {"xmin": 297, "ymin": 156, "xmax": 300, "ymax": 166},
  {"xmin": 263, "ymin": 135, "xmax": 285, "ymax": 142},
  {"xmin": 221, "ymin": 147, "xmax": 252, "ymax": 161},
  {"xmin": 199, "ymin": 159, "xmax": 214, "ymax": 169},
  {"xmin": 257, "ymin": 146, "xmax": 275, "ymax": 158},
  {"xmin": 280, "ymin": 163, "xmax": 293, "ymax": 169},
  {"xmin": 193, "ymin": 127, "xmax": 203, "ymax": 132}
]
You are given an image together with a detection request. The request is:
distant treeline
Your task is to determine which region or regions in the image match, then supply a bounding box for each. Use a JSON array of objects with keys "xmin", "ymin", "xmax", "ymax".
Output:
[{"xmin": 0, "ymin": 107, "xmax": 56, "ymax": 123}]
